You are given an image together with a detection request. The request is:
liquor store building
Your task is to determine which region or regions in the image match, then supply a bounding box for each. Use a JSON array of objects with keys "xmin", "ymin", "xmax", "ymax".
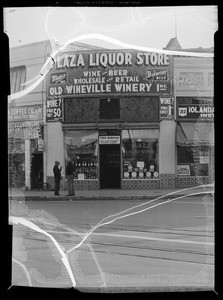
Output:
[
  {"xmin": 46, "ymin": 49, "xmax": 177, "ymax": 190},
  {"xmin": 8, "ymin": 41, "xmax": 214, "ymax": 191}
]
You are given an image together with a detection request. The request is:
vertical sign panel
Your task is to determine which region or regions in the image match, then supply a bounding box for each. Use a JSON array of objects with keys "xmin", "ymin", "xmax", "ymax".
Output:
[
  {"xmin": 46, "ymin": 97, "xmax": 62, "ymax": 122},
  {"xmin": 159, "ymin": 97, "xmax": 174, "ymax": 120}
]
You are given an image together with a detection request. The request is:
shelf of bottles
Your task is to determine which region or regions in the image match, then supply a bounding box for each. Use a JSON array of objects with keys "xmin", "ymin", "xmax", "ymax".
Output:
[{"xmin": 73, "ymin": 159, "xmax": 98, "ymax": 180}]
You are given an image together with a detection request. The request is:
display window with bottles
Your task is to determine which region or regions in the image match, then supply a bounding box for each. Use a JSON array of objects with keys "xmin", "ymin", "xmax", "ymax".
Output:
[
  {"xmin": 64, "ymin": 130, "xmax": 98, "ymax": 179},
  {"xmin": 122, "ymin": 129, "xmax": 159, "ymax": 179}
]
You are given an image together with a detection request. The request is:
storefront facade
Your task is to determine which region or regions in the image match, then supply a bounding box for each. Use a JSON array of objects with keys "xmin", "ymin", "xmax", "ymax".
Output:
[
  {"xmin": 46, "ymin": 49, "xmax": 176, "ymax": 190},
  {"xmin": 174, "ymin": 56, "xmax": 214, "ymax": 188},
  {"xmin": 8, "ymin": 105, "xmax": 44, "ymax": 189},
  {"xmin": 8, "ymin": 40, "xmax": 214, "ymax": 191}
]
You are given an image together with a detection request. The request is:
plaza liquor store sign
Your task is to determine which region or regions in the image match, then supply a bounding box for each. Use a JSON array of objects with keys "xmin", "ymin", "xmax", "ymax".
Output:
[
  {"xmin": 177, "ymin": 104, "xmax": 214, "ymax": 120},
  {"xmin": 48, "ymin": 50, "xmax": 172, "ymax": 97}
]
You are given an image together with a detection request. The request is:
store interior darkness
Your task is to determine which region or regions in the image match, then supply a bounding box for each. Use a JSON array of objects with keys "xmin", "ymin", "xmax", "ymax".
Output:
[
  {"xmin": 99, "ymin": 144, "xmax": 121, "ymax": 189},
  {"xmin": 31, "ymin": 153, "xmax": 43, "ymax": 189}
]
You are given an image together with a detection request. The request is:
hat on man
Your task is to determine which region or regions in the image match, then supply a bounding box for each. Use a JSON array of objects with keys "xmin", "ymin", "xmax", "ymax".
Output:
[{"xmin": 55, "ymin": 161, "xmax": 60, "ymax": 164}]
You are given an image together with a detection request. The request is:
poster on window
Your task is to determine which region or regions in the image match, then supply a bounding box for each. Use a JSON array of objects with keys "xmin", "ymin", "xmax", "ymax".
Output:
[
  {"xmin": 199, "ymin": 156, "xmax": 209, "ymax": 164},
  {"xmin": 177, "ymin": 165, "xmax": 191, "ymax": 176}
]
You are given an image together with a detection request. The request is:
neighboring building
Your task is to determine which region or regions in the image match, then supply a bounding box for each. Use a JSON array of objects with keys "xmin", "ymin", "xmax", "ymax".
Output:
[
  {"xmin": 8, "ymin": 40, "xmax": 50, "ymax": 189},
  {"xmin": 8, "ymin": 40, "xmax": 101, "ymax": 190},
  {"xmin": 174, "ymin": 55, "xmax": 214, "ymax": 188},
  {"xmin": 163, "ymin": 37, "xmax": 214, "ymax": 188},
  {"xmin": 8, "ymin": 38, "xmax": 214, "ymax": 191}
]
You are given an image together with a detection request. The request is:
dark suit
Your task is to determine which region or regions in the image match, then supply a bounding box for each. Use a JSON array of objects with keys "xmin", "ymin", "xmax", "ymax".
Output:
[
  {"xmin": 66, "ymin": 162, "xmax": 75, "ymax": 195},
  {"xmin": 53, "ymin": 164, "xmax": 61, "ymax": 195}
]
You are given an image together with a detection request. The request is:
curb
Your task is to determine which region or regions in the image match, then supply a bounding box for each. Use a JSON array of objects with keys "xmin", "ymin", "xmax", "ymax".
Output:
[{"xmin": 9, "ymin": 192, "xmax": 211, "ymax": 202}]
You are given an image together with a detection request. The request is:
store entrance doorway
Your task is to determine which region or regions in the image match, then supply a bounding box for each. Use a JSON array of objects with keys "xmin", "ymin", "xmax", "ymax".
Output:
[
  {"xmin": 99, "ymin": 144, "xmax": 121, "ymax": 189},
  {"xmin": 31, "ymin": 153, "xmax": 43, "ymax": 189}
]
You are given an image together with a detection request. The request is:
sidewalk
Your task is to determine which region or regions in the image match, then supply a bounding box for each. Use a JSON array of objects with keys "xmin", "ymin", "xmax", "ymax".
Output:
[{"xmin": 9, "ymin": 185, "xmax": 214, "ymax": 201}]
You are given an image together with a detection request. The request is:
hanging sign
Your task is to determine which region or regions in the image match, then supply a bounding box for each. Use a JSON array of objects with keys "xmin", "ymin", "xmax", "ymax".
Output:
[
  {"xmin": 177, "ymin": 104, "xmax": 214, "ymax": 120},
  {"xmin": 99, "ymin": 136, "xmax": 120, "ymax": 145}
]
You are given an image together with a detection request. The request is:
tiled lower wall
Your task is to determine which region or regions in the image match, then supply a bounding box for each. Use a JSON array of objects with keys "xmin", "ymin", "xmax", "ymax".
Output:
[
  {"xmin": 46, "ymin": 176, "xmax": 99, "ymax": 190},
  {"xmin": 122, "ymin": 179, "xmax": 160, "ymax": 189},
  {"xmin": 46, "ymin": 176, "xmax": 55, "ymax": 190},
  {"xmin": 73, "ymin": 180, "xmax": 99, "ymax": 190},
  {"xmin": 46, "ymin": 175, "xmax": 212, "ymax": 191},
  {"xmin": 122, "ymin": 174, "xmax": 176, "ymax": 189},
  {"xmin": 175, "ymin": 176, "xmax": 211, "ymax": 188},
  {"xmin": 159, "ymin": 174, "xmax": 175, "ymax": 189}
]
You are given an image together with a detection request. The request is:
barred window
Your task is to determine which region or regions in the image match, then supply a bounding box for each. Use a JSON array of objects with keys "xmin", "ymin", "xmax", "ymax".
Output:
[{"xmin": 10, "ymin": 65, "xmax": 26, "ymax": 94}]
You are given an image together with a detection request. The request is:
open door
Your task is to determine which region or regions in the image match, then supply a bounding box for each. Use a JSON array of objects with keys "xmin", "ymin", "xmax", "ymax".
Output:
[{"xmin": 99, "ymin": 144, "xmax": 121, "ymax": 189}]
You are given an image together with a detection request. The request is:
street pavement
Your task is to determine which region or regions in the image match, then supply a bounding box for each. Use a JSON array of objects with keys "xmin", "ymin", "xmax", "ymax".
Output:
[{"xmin": 9, "ymin": 186, "xmax": 215, "ymax": 291}]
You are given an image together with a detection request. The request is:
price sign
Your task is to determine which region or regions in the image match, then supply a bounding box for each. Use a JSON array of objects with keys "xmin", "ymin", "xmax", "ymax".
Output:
[{"xmin": 46, "ymin": 98, "xmax": 62, "ymax": 122}]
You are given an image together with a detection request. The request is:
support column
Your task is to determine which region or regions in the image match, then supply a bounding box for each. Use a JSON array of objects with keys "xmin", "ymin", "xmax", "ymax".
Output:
[
  {"xmin": 159, "ymin": 120, "xmax": 176, "ymax": 188},
  {"xmin": 25, "ymin": 139, "xmax": 31, "ymax": 189},
  {"xmin": 46, "ymin": 122, "xmax": 64, "ymax": 190}
]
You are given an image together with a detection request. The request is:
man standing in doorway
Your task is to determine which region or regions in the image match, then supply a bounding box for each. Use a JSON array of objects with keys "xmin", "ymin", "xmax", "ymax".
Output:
[
  {"xmin": 53, "ymin": 161, "xmax": 62, "ymax": 196},
  {"xmin": 66, "ymin": 159, "xmax": 75, "ymax": 196}
]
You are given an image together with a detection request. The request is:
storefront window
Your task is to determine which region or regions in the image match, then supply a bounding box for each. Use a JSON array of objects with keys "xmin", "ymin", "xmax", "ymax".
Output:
[
  {"xmin": 177, "ymin": 145, "xmax": 210, "ymax": 176},
  {"xmin": 122, "ymin": 129, "xmax": 159, "ymax": 179},
  {"xmin": 65, "ymin": 130, "xmax": 98, "ymax": 179}
]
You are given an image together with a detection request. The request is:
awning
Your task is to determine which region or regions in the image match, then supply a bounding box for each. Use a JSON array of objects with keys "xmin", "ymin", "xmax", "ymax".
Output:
[
  {"xmin": 8, "ymin": 121, "xmax": 43, "ymax": 140},
  {"xmin": 176, "ymin": 122, "xmax": 214, "ymax": 146}
]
